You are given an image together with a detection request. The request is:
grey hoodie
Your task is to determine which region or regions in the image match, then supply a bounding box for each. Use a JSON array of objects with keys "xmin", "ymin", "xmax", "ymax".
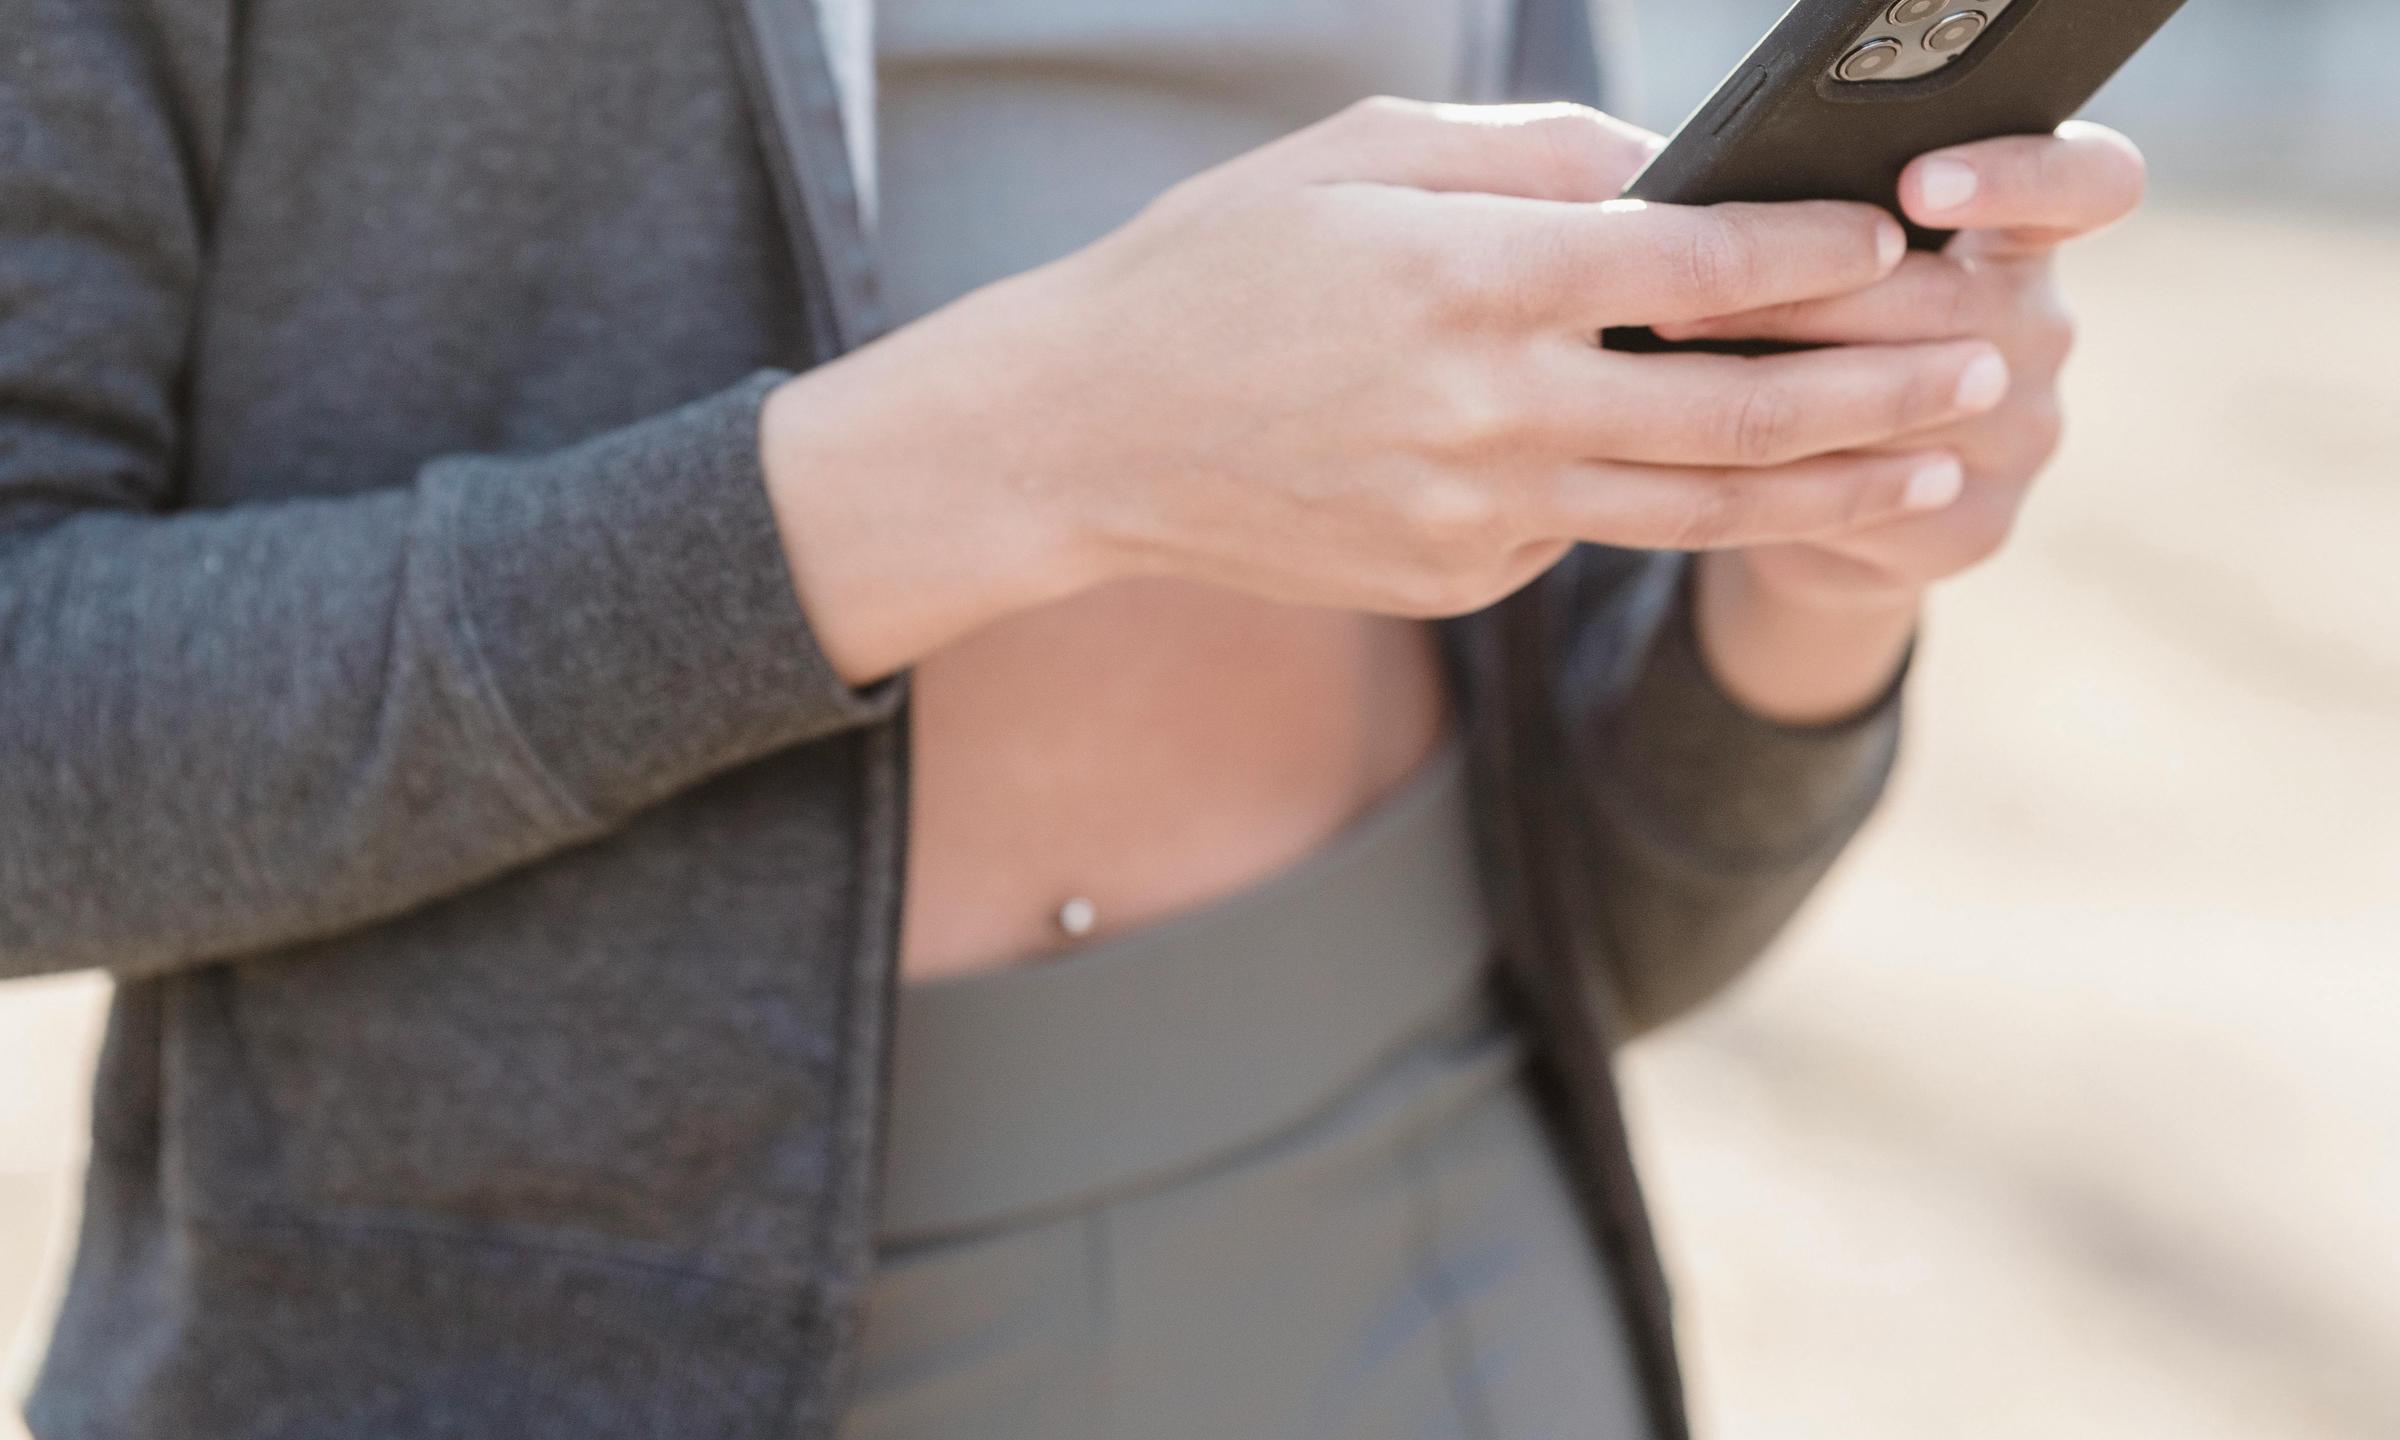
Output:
[{"xmin": 0, "ymin": 0, "xmax": 1900, "ymax": 1436}]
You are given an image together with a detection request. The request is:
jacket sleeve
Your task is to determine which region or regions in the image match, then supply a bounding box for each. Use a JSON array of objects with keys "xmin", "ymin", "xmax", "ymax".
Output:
[
  {"xmin": 1543, "ymin": 546, "xmax": 1907, "ymax": 1037},
  {"xmin": 0, "ymin": 0, "xmax": 896, "ymax": 980}
]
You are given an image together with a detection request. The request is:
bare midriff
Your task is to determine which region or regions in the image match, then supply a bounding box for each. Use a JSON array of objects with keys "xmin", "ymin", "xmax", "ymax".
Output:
[
  {"xmin": 873, "ymin": 0, "xmax": 1497, "ymax": 980},
  {"xmin": 899, "ymin": 581, "xmax": 1452, "ymax": 980}
]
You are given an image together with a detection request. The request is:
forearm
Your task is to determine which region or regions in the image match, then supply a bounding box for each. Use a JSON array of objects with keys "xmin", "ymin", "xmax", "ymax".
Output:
[
  {"xmin": 1, "ymin": 377, "xmax": 891, "ymax": 981},
  {"xmin": 757, "ymin": 276, "xmax": 1104, "ymax": 686},
  {"xmin": 1541, "ymin": 548, "xmax": 1907, "ymax": 1033}
]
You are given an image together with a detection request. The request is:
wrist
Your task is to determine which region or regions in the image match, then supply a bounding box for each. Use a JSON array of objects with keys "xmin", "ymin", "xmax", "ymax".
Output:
[
  {"xmin": 758, "ymin": 335, "xmax": 1109, "ymax": 684},
  {"xmin": 1692, "ymin": 550, "xmax": 1920, "ymax": 728}
]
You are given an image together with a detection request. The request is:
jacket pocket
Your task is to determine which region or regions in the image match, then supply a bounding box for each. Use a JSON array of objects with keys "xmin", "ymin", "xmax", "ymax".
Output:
[
  {"xmin": 159, "ymin": 757, "xmax": 866, "ymax": 1264},
  {"xmin": 27, "ymin": 1209, "xmax": 826, "ymax": 1440}
]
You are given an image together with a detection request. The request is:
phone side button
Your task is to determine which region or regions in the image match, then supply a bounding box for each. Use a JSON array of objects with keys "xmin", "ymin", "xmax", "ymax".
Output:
[{"xmin": 1705, "ymin": 65, "xmax": 1774, "ymax": 136}]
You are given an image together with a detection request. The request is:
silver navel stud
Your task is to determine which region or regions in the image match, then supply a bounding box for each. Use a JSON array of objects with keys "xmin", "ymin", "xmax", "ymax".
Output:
[{"xmin": 1056, "ymin": 897, "xmax": 1099, "ymax": 939}]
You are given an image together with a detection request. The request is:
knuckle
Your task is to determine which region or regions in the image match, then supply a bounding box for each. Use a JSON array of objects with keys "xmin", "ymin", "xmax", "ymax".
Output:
[
  {"xmin": 1341, "ymin": 94, "xmax": 1417, "ymax": 131},
  {"xmin": 1390, "ymin": 234, "xmax": 1493, "ymax": 322},
  {"xmin": 1939, "ymin": 263, "xmax": 1990, "ymax": 337},
  {"xmin": 1424, "ymin": 377, "xmax": 1521, "ymax": 457},
  {"xmin": 1899, "ymin": 355, "xmax": 1957, "ymax": 430},
  {"xmin": 1380, "ymin": 242, "xmax": 1473, "ymax": 328},
  {"xmin": 1660, "ymin": 485, "xmax": 1746, "ymax": 551},
  {"xmin": 1849, "ymin": 468, "xmax": 1917, "ymax": 528},
  {"xmin": 1488, "ymin": 221, "xmax": 1579, "ymax": 322},
  {"xmin": 1678, "ymin": 212, "xmax": 1764, "ymax": 311},
  {"xmin": 1520, "ymin": 108, "xmax": 1618, "ymax": 198},
  {"xmin": 2029, "ymin": 295, "xmax": 2079, "ymax": 372},
  {"xmin": 2015, "ymin": 398, "xmax": 2068, "ymax": 471},
  {"xmin": 1727, "ymin": 382, "xmax": 1806, "ymax": 465}
]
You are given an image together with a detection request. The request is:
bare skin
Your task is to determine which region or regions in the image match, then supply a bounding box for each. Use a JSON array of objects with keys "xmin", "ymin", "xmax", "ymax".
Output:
[
  {"xmin": 901, "ymin": 587, "xmax": 1451, "ymax": 977},
  {"xmin": 755, "ymin": 102, "xmax": 2149, "ymax": 977}
]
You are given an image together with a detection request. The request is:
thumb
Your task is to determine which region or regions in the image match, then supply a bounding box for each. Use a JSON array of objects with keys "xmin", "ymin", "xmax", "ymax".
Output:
[{"xmin": 1271, "ymin": 97, "xmax": 1663, "ymax": 202}]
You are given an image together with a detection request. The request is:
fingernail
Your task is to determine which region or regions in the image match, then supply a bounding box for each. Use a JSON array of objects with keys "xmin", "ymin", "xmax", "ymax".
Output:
[
  {"xmin": 1903, "ymin": 456, "xmax": 1966, "ymax": 512},
  {"xmin": 1954, "ymin": 352, "xmax": 2011, "ymax": 411},
  {"xmin": 1876, "ymin": 218, "xmax": 1907, "ymax": 270},
  {"xmin": 1918, "ymin": 158, "xmax": 1980, "ymax": 215}
]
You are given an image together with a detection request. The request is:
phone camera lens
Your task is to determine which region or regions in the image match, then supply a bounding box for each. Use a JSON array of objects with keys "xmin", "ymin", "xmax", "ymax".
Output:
[
  {"xmin": 1924, "ymin": 11, "xmax": 1989, "ymax": 53},
  {"xmin": 1835, "ymin": 37, "xmax": 1906, "ymax": 81},
  {"xmin": 1887, "ymin": 0, "xmax": 1944, "ymax": 23}
]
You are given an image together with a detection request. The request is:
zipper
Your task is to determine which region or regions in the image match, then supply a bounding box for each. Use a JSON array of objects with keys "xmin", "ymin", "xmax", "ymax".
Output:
[
  {"xmin": 717, "ymin": 0, "xmax": 884, "ymax": 357},
  {"xmin": 710, "ymin": 6, "xmax": 911, "ymax": 1437},
  {"xmin": 1490, "ymin": 574, "xmax": 1695, "ymax": 1440}
]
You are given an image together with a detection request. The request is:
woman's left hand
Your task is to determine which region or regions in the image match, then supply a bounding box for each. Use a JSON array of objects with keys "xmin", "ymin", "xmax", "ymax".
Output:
[{"xmin": 1659, "ymin": 122, "xmax": 2149, "ymax": 721}]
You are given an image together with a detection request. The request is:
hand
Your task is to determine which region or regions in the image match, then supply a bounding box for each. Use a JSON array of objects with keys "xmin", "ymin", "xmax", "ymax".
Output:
[
  {"xmin": 1659, "ymin": 122, "xmax": 2149, "ymax": 722},
  {"xmin": 760, "ymin": 99, "xmax": 2010, "ymax": 683}
]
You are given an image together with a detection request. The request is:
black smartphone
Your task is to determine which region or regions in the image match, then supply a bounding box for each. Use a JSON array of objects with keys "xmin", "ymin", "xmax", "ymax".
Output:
[{"xmin": 1604, "ymin": 0, "xmax": 2188, "ymax": 354}]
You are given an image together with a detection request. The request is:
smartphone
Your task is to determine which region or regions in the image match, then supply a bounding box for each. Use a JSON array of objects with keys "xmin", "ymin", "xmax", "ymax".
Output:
[{"xmin": 1604, "ymin": 0, "xmax": 2187, "ymax": 353}]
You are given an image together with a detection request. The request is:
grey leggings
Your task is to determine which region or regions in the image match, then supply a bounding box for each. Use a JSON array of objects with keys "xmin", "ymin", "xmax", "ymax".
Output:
[{"xmin": 841, "ymin": 745, "xmax": 1656, "ymax": 1440}]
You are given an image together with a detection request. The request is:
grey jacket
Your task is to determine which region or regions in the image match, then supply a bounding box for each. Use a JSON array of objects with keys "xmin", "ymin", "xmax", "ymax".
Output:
[{"xmin": 0, "ymin": 0, "xmax": 1902, "ymax": 1437}]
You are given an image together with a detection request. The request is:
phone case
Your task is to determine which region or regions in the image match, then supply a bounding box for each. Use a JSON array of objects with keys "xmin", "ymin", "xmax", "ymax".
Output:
[{"xmin": 1606, "ymin": 0, "xmax": 2186, "ymax": 352}]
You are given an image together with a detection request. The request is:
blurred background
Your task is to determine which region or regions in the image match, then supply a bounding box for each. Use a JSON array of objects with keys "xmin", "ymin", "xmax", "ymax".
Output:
[
  {"xmin": 1614, "ymin": 2, "xmax": 2400, "ymax": 1437},
  {"xmin": 5, "ymin": 2, "xmax": 2396, "ymax": 1436}
]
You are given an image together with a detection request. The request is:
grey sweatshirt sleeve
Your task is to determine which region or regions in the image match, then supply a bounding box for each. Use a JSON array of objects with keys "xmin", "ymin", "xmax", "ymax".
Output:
[
  {"xmin": 1548, "ymin": 547, "xmax": 1905, "ymax": 1037},
  {"xmin": 0, "ymin": 0, "xmax": 895, "ymax": 979}
]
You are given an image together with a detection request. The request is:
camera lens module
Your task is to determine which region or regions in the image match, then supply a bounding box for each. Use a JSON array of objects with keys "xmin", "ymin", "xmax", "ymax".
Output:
[
  {"xmin": 1831, "ymin": 0, "xmax": 2012, "ymax": 83},
  {"xmin": 1835, "ymin": 37, "xmax": 1907, "ymax": 82},
  {"xmin": 1925, "ymin": 11, "xmax": 1990, "ymax": 54}
]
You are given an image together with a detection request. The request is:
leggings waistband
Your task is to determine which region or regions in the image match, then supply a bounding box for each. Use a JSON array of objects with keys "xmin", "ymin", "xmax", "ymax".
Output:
[{"xmin": 875, "ymin": 741, "xmax": 1493, "ymax": 1246}]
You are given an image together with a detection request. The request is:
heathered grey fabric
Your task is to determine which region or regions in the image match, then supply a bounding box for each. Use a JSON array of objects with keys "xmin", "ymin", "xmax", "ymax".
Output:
[
  {"xmin": 848, "ymin": 743, "xmax": 1655, "ymax": 1439},
  {"xmin": 0, "ymin": 0, "xmax": 1901, "ymax": 1436}
]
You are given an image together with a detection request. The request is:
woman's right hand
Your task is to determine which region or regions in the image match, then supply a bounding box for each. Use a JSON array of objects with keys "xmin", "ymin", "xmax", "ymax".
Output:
[{"xmin": 762, "ymin": 98, "xmax": 2009, "ymax": 684}]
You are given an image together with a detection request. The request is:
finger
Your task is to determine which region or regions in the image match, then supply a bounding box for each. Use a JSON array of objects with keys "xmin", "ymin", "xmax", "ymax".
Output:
[
  {"xmin": 1654, "ymin": 252, "xmax": 2001, "ymax": 346},
  {"xmin": 1789, "ymin": 479, "xmax": 2025, "ymax": 580},
  {"xmin": 1946, "ymin": 224, "xmax": 2088, "ymax": 264},
  {"xmin": 1513, "ymin": 197, "xmax": 1907, "ymax": 329},
  {"xmin": 1541, "ymin": 338, "xmax": 2009, "ymax": 468},
  {"xmin": 1538, "ymin": 449, "xmax": 1968, "ymax": 552},
  {"xmin": 1902, "ymin": 122, "xmax": 2148, "ymax": 248},
  {"xmin": 1282, "ymin": 96, "xmax": 1664, "ymax": 201}
]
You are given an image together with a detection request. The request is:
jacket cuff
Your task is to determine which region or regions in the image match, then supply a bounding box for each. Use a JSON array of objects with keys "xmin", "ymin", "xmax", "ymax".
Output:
[
  {"xmin": 422, "ymin": 370, "xmax": 899, "ymax": 822},
  {"xmin": 1595, "ymin": 562, "xmax": 1908, "ymax": 872}
]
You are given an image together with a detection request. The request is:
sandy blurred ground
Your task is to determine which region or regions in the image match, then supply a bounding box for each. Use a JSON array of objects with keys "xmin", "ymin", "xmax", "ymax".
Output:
[
  {"xmin": 4, "ymin": 199, "xmax": 2397, "ymax": 1437},
  {"xmin": 1626, "ymin": 199, "xmax": 2400, "ymax": 1440}
]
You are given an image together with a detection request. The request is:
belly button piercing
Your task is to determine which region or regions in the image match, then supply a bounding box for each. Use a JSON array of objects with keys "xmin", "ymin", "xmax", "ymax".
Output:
[{"xmin": 1056, "ymin": 897, "xmax": 1098, "ymax": 939}]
